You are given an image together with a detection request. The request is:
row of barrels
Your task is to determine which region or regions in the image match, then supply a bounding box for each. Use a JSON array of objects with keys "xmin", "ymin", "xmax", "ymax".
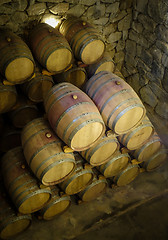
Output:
[
  {"xmin": 0, "ymin": 114, "xmax": 166, "ymax": 239},
  {"xmin": 0, "ymin": 16, "xmax": 167, "ymax": 239},
  {"xmin": 0, "ymin": 16, "xmax": 106, "ymax": 86}
]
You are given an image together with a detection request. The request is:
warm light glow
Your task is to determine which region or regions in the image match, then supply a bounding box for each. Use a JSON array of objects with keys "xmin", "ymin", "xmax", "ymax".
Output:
[{"xmin": 41, "ymin": 14, "xmax": 61, "ymax": 28}]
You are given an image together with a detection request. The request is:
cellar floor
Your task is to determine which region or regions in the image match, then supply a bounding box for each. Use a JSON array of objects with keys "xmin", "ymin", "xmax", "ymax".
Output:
[
  {"xmin": 14, "ymin": 160, "xmax": 168, "ymax": 240},
  {"xmin": 14, "ymin": 107, "xmax": 168, "ymax": 240}
]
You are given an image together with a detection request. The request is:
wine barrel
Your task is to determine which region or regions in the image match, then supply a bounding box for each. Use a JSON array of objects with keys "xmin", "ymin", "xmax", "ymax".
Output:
[
  {"xmin": 0, "ymin": 125, "xmax": 21, "ymax": 152},
  {"xmin": 113, "ymin": 163, "xmax": 140, "ymax": 186},
  {"xmin": 44, "ymin": 82, "xmax": 105, "ymax": 151},
  {"xmin": 0, "ymin": 29, "xmax": 35, "ymax": 84},
  {"xmin": 37, "ymin": 186, "xmax": 71, "ymax": 220},
  {"xmin": 59, "ymin": 153, "xmax": 94, "ymax": 195},
  {"xmin": 21, "ymin": 65, "xmax": 54, "ymax": 102},
  {"xmin": 21, "ymin": 118, "xmax": 76, "ymax": 186},
  {"xmin": 142, "ymin": 149, "xmax": 168, "ymax": 172},
  {"xmin": 80, "ymin": 133, "xmax": 119, "ymax": 166},
  {"xmin": 8, "ymin": 95, "xmax": 40, "ymax": 128},
  {"xmin": 0, "ymin": 194, "xmax": 31, "ymax": 239},
  {"xmin": 86, "ymin": 52, "xmax": 115, "ymax": 78},
  {"xmin": 29, "ymin": 23, "xmax": 72, "ymax": 73},
  {"xmin": 85, "ymin": 71, "xmax": 146, "ymax": 135},
  {"xmin": 1, "ymin": 147, "xmax": 51, "ymax": 214},
  {"xmin": 77, "ymin": 169, "xmax": 107, "ymax": 202},
  {"xmin": 54, "ymin": 65, "xmax": 87, "ymax": 89},
  {"xmin": 0, "ymin": 83, "xmax": 17, "ymax": 113},
  {"xmin": 132, "ymin": 133, "xmax": 163, "ymax": 162},
  {"xmin": 118, "ymin": 116, "xmax": 154, "ymax": 150},
  {"xmin": 98, "ymin": 151, "xmax": 130, "ymax": 178},
  {"xmin": 59, "ymin": 16, "xmax": 105, "ymax": 64},
  {"xmin": 114, "ymin": 68, "xmax": 124, "ymax": 79}
]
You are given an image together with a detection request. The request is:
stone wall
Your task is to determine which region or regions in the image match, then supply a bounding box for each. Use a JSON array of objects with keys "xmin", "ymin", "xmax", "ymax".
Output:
[{"xmin": 123, "ymin": 0, "xmax": 168, "ymax": 120}]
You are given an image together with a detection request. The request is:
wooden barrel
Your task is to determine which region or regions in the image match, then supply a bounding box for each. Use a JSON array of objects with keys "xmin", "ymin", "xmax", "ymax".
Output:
[
  {"xmin": 132, "ymin": 133, "xmax": 163, "ymax": 162},
  {"xmin": 85, "ymin": 71, "xmax": 146, "ymax": 135},
  {"xmin": 80, "ymin": 133, "xmax": 120, "ymax": 166},
  {"xmin": 86, "ymin": 52, "xmax": 115, "ymax": 78},
  {"xmin": 142, "ymin": 149, "xmax": 168, "ymax": 171},
  {"xmin": 59, "ymin": 16, "xmax": 105, "ymax": 64},
  {"xmin": 0, "ymin": 193, "xmax": 31, "ymax": 239},
  {"xmin": 8, "ymin": 95, "xmax": 40, "ymax": 128},
  {"xmin": 113, "ymin": 163, "xmax": 140, "ymax": 186},
  {"xmin": 98, "ymin": 151, "xmax": 130, "ymax": 178},
  {"xmin": 44, "ymin": 82, "xmax": 105, "ymax": 151},
  {"xmin": 21, "ymin": 118, "xmax": 76, "ymax": 186},
  {"xmin": 1, "ymin": 147, "xmax": 51, "ymax": 214},
  {"xmin": 114, "ymin": 68, "xmax": 125, "ymax": 79},
  {"xmin": 118, "ymin": 116, "xmax": 154, "ymax": 150},
  {"xmin": 77, "ymin": 169, "xmax": 107, "ymax": 202},
  {"xmin": 59, "ymin": 153, "xmax": 94, "ymax": 195},
  {"xmin": 0, "ymin": 30, "xmax": 35, "ymax": 84},
  {"xmin": 0, "ymin": 125, "xmax": 21, "ymax": 152},
  {"xmin": 29, "ymin": 23, "xmax": 72, "ymax": 73},
  {"xmin": 54, "ymin": 65, "xmax": 87, "ymax": 89},
  {"xmin": 37, "ymin": 186, "xmax": 71, "ymax": 220},
  {"xmin": 0, "ymin": 83, "xmax": 17, "ymax": 113},
  {"xmin": 21, "ymin": 66, "xmax": 54, "ymax": 102}
]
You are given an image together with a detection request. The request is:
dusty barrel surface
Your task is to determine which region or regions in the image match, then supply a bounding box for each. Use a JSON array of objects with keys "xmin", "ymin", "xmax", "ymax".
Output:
[
  {"xmin": 59, "ymin": 17, "xmax": 105, "ymax": 64},
  {"xmin": 85, "ymin": 71, "xmax": 146, "ymax": 135},
  {"xmin": 29, "ymin": 23, "xmax": 72, "ymax": 73},
  {"xmin": 21, "ymin": 118, "xmax": 76, "ymax": 186},
  {"xmin": 54, "ymin": 66, "xmax": 87, "ymax": 89},
  {"xmin": 97, "ymin": 151, "xmax": 130, "ymax": 178},
  {"xmin": 0, "ymin": 83, "xmax": 17, "ymax": 114},
  {"xmin": 8, "ymin": 96, "xmax": 39, "ymax": 128},
  {"xmin": 0, "ymin": 30, "xmax": 35, "ymax": 84},
  {"xmin": 21, "ymin": 66, "xmax": 54, "ymax": 103},
  {"xmin": 1, "ymin": 147, "xmax": 51, "ymax": 214},
  {"xmin": 142, "ymin": 149, "xmax": 168, "ymax": 172},
  {"xmin": 77, "ymin": 170, "xmax": 107, "ymax": 202},
  {"xmin": 59, "ymin": 153, "xmax": 94, "ymax": 195},
  {"xmin": 132, "ymin": 133, "xmax": 163, "ymax": 162},
  {"xmin": 118, "ymin": 116, "xmax": 154, "ymax": 150},
  {"xmin": 37, "ymin": 186, "xmax": 71, "ymax": 220},
  {"xmin": 0, "ymin": 194, "xmax": 31, "ymax": 239},
  {"xmin": 113, "ymin": 163, "xmax": 140, "ymax": 186},
  {"xmin": 86, "ymin": 52, "xmax": 115, "ymax": 78},
  {"xmin": 44, "ymin": 82, "xmax": 105, "ymax": 151},
  {"xmin": 80, "ymin": 133, "xmax": 119, "ymax": 166}
]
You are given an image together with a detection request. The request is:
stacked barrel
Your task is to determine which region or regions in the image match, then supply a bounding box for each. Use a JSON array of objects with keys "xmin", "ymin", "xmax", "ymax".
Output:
[{"xmin": 0, "ymin": 15, "xmax": 167, "ymax": 239}]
